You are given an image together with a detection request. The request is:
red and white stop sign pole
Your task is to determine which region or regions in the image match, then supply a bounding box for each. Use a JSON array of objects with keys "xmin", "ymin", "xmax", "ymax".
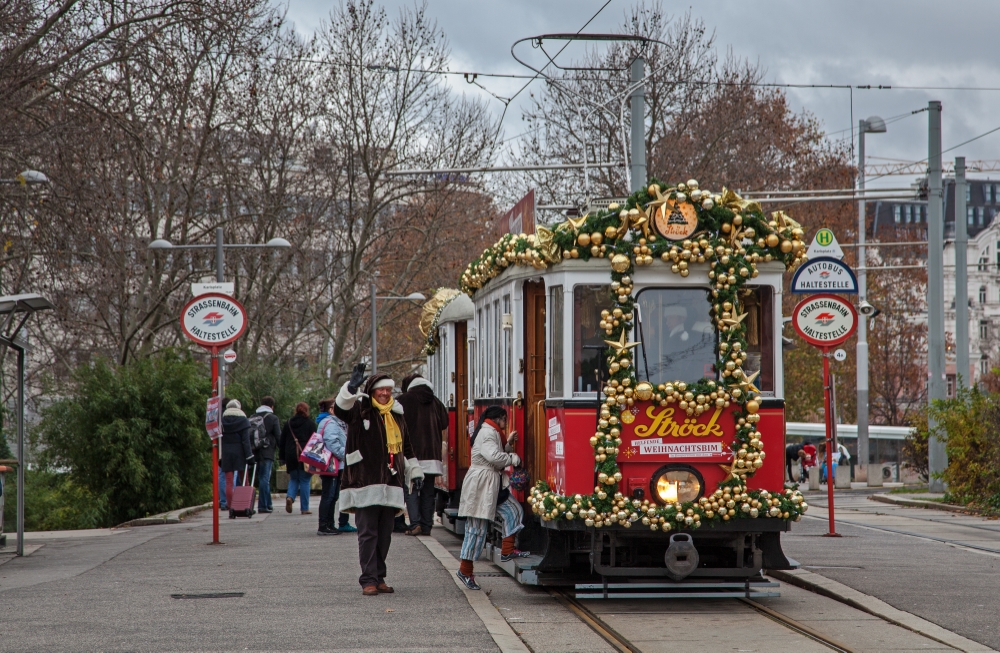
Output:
[
  {"xmin": 180, "ymin": 293, "xmax": 248, "ymax": 544},
  {"xmin": 792, "ymin": 293, "xmax": 858, "ymax": 537}
]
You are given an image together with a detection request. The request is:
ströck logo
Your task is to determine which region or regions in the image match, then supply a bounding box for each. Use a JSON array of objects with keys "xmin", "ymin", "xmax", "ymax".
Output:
[{"xmin": 202, "ymin": 312, "xmax": 225, "ymax": 326}]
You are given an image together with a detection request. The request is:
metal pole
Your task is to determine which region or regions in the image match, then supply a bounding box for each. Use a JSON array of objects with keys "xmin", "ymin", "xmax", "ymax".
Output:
[
  {"xmin": 16, "ymin": 348, "xmax": 24, "ymax": 556},
  {"xmin": 216, "ymin": 227, "xmax": 224, "ymax": 283},
  {"xmin": 955, "ymin": 157, "xmax": 969, "ymax": 388},
  {"xmin": 856, "ymin": 122, "xmax": 871, "ymax": 484},
  {"xmin": 371, "ymin": 283, "xmax": 378, "ymax": 374},
  {"xmin": 629, "ymin": 56, "xmax": 646, "ymax": 193},
  {"xmin": 210, "ymin": 351, "xmax": 220, "ymax": 544},
  {"xmin": 927, "ymin": 101, "xmax": 948, "ymax": 492},
  {"xmin": 822, "ymin": 351, "xmax": 839, "ymax": 536}
]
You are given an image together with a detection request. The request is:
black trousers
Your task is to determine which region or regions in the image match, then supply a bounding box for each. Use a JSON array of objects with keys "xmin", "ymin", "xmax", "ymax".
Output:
[
  {"xmin": 355, "ymin": 505, "xmax": 395, "ymax": 587},
  {"xmin": 319, "ymin": 475, "xmax": 351, "ymax": 529},
  {"xmin": 404, "ymin": 474, "xmax": 438, "ymax": 531}
]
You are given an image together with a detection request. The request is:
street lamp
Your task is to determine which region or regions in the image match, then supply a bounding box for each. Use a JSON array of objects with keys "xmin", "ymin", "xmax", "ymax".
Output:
[
  {"xmin": 0, "ymin": 170, "xmax": 50, "ymax": 186},
  {"xmin": 370, "ymin": 284, "xmax": 426, "ymax": 374},
  {"xmin": 857, "ymin": 115, "xmax": 886, "ymax": 486}
]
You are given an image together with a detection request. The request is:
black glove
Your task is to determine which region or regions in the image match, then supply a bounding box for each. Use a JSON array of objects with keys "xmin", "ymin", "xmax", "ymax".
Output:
[
  {"xmin": 411, "ymin": 478, "xmax": 424, "ymax": 493},
  {"xmin": 246, "ymin": 455, "xmax": 256, "ymax": 463},
  {"xmin": 347, "ymin": 362, "xmax": 367, "ymax": 394}
]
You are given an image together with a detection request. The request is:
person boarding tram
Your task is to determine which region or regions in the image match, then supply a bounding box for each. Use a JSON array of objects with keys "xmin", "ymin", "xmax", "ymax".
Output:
[
  {"xmin": 456, "ymin": 406, "xmax": 529, "ymax": 590},
  {"xmin": 397, "ymin": 373, "xmax": 450, "ymax": 536}
]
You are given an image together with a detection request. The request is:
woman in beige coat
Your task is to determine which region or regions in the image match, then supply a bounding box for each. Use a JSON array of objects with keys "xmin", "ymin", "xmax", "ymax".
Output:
[{"xmin": 456, "ymin": 406, "xmax": 529, "ymax": 590}]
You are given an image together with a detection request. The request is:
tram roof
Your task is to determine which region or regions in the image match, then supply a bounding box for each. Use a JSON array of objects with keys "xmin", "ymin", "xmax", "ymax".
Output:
[{"xmin": 786, "ymin": 422, "xmax": 913, "ymax": 441}]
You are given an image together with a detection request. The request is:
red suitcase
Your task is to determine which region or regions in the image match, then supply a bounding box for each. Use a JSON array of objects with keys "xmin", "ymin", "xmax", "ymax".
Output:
[{"xmin": 229, "ymin": 464, "xmax": 257, "ymax": 519}]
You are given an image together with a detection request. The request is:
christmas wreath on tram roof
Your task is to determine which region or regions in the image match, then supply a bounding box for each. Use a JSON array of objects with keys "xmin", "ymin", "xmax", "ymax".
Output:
[{"xmin": 459, "ymin": 179, "xmax": 811, "ymax": 531}]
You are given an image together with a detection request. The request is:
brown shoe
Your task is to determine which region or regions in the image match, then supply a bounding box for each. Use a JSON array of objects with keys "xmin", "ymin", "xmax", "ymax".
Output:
[
  {"xmin": 362, "ymin": 585, "xmax": 378, "ymax": 596},
  {"xmin": 285, "ymin": 497, "xmax": 293, "ymax": 513},
  {"xmin": 301, "ymin": 510, "xmax": 312, "ymax": 515},
  {"xmin": 377, "ymin": 582, "xmax": 394, "ymax": 593},
  {"xmin": 405, "ymin": 526, "xmax": 423, "ymax": 536}
]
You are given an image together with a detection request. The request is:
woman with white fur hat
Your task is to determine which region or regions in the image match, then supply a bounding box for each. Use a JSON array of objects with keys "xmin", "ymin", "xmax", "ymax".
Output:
[{"xmin": 334, "ymin": 364, "xmax": 424, "ymax": 596}]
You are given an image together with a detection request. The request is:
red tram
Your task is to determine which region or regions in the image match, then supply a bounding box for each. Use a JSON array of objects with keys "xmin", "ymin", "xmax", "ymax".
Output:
[{"xmin": 421, "ymin": 181, "xmax": 809, "ymax": 588}]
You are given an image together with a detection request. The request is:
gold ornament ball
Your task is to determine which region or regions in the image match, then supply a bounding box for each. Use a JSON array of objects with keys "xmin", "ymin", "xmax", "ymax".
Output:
[
  {"xmin": 591, "ymin": 232, "xmax": 604, "ymax": 246},
  {"xmin": 780, "ymin": 240, "xmax": 793, "ymax": 253},
  {"xmin": 577, "ymin": 232, "xmax": 592, "ymax": 247},
  {"xmin": 766, "ymin": 234, "xmax": 780, "ymax": 248},
  {"xmin": 745, "ymin": 400, "xmax": 760, "ymax": 414},
  {"xmin": 604, "ymin": 225, "xmax": 618, "ymax": 239},
  {"xmin": 591, "ymin": 245, "xmax": 601, "ymax": 257},
  {"xmin": 634, "ymin": 381, "xmax": 654, "ymax": 401},
  {"xmin": 611, "ymin": 254, "xmax": 631, "ymax": 273}
]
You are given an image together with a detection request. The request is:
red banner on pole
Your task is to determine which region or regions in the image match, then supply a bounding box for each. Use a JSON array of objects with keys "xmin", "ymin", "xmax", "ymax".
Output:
[{"xmin": 497, "ymin": 190, "xmax": 535, "ymax": 237}]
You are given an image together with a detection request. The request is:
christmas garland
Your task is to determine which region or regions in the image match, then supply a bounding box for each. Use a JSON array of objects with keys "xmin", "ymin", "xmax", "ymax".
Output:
[
  {"xmin": 461, "ymin": 178, "xmax": 811, "ymax": 530},
  {"xmin": 419, "ymin": 288, "xmax": 465, "ymax": 356}
]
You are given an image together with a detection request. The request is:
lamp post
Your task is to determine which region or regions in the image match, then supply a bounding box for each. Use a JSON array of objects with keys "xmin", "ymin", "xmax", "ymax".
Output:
[
  {"xmin": 149, "ymin": 227, "xmax": 289, "ymax": 543},
  {"xmin": 856, "ymin": 115, "xmax": 886, "ymax": 486},
  {"xmin": 0, "ymin": 170, "xmax": 50, "ymax": 186},
  {"xmin": 370, "ymin": 284, "xmax": 426, "ymax": 374}
]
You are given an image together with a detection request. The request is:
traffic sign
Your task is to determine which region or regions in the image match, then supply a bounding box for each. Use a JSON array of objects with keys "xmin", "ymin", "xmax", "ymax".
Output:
[
  {"xmin": 791, "ymin": 294, "xmax": 858, "ymax": 348},
  {"xmin": 833, "ymin": 349, "xmax": 847, "ymax": 361},
  {"xmin": 223, "ymin": 349, "xmax": 237, "ymax": 363},
  {"xmin": 192, "ymin": 282, "xmax": 234, "ymax": 297},
  {"xmin": 806, "ymin": 228, "xmax": 844, "ymax": 260},
  {"xmin": 790, "ymin": 256, "xmax": 858, "ymax": 294},
  {"xmin": 180, "ymin": 293, "xmax": 247, "ymax": 349}
]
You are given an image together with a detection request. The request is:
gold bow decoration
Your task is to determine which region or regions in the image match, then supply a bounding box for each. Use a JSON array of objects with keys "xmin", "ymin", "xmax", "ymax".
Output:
[
  {"xmin": 556, "ymin": 215, "xmax": 588, "ymax": 234},
  {"xmin": 771, "ymin": 210, "xmax": 802, "ymax": 232},
  {"xmin": 719, "ymin": 187, "xmax": 762, "ymax": 215},
  {"xmin": 533, "ymin": 226, "xmax": 563, "ymax": 263}
]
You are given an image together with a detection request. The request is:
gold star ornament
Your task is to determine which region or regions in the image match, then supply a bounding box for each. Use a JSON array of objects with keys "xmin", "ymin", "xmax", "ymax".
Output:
[{"xmin": 605, "ymin": 330, "xmax": 641, "ymax": 355}]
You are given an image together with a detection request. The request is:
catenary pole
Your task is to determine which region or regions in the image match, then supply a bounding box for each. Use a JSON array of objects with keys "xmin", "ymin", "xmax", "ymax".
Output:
[
  {"xmin": 927, "ymin": 101, "xmax": 947, "ymax": 492},
  {"xmin": 213, "ymin": 227, "xmax": 225, "ymax": 542},
  {"xmin": 955, "ymin": 157, "xmax": 969, "ymax": 388},
  {"xmin": 16, "ymin": 347, "xmax": 24, "ymax": 556},
  {"xmin": 856, "ymin": 122, "xmax": 871, "ymax": 484},
  {"xmin": 823, "ymin": 351, "xmax": 839, "ymax": 536},
  {"xmin": 371, "ymin": 283, "xmax": 378, "ymax": 374},
  {"xmin": 629, "ymin": 56, "xmax": 645, "ymax": 193}
]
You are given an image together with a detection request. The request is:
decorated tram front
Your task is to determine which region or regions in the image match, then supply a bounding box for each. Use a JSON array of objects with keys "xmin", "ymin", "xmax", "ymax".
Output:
[{"xmin": 423, "ymin": 179, "xmax": 810, "ymax": 583}]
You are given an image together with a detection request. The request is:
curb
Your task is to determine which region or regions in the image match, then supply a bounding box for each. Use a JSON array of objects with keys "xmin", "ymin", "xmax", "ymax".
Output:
[
  {"xmin": 869, "ymin": 494, "xmax": 976, "ymax": 514},
  {"xmin": 118, "ymin": 502, "xmax": 213, "ymax": 528},
  {"xmin": 768, "ymin": 568, "xmax": 997, "ymax": 653}
]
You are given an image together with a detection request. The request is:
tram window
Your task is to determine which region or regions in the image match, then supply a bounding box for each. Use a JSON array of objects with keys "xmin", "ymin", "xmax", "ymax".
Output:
[
  {"xmin": 485, "ymin": 303, "xmax": 493, "ymax": 397},
  {"xmin": 494, "ymin": 298, "xmax": 502, "ymax": 397},
  {"xmin": 574, "ymin": 285, "xmax": 614, "ymax": 395},
  {"xmin": 475, "ymin": 309, "xmax": 482, "ymax": 398},
  {"xmin": 739, "ymin": 287, "xmax": 774, "ymax": 393},
  {"xmin": 504, "ymin": 295, "xmax": 513, "ymax": 397},
  {"xmin": 550, "ymin": 286, "xmax": 564, "ymax": 396},
  {"xmin": 633, "ymin": 288, "xmax": 716, "ymax": 385}
]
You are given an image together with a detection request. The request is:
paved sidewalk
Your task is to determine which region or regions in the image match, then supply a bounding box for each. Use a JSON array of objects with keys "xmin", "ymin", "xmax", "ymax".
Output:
[
  {"xmin": 0, "ymin": 508, "xmax": 498, "ymax": 652},
  {"xmin": 786, "ymin": 492, "xmax": 1000, "ymax": 650}
]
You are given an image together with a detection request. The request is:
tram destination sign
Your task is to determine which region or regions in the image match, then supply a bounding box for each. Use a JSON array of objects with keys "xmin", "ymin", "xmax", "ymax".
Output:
[
  {"xmin": 791, "ymin": 293, "xmax": 858, "ymax": 348},
  {"xmin": 180, "ymin": 292, "xmax": 248, "ymax": 349},
  {"xmin": 790, "ymin": 256, "xmax": 858, "ymax": 294}
]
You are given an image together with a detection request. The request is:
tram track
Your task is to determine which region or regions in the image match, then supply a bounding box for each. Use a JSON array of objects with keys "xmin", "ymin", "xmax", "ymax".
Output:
[{"xmin": 548, "ymin": 587, "xmax": 859, "ymax": 653}]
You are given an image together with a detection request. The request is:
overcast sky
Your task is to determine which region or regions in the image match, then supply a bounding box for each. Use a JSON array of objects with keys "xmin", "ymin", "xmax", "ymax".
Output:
[{"xmin": 280, "ymin": 0, "xmax": 1000, "ymax": 188}]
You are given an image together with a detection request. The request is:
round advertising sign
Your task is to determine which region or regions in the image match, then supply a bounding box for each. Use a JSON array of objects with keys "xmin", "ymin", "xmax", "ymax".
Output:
[
  {"xmin": 791, "ymin": 293, "xmax": 858, "ymax": 349},
  {"xmin": 180, "ymin": 293, "xmax": 247, "ymax": 349}
]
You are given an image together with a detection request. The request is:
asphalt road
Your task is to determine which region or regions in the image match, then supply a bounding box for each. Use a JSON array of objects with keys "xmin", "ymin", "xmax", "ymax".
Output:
[{"xmin": 784, "ymin": 492, "xmax": 1000, "ymax": 650}]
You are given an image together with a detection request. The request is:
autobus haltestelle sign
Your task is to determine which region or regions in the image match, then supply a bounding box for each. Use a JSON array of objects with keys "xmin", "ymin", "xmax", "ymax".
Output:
[
  {"xmin": 180, "ymin": 292, "xmax": 247, "ymax": 349},
  {"xmin": 791, "ymin": 293, "xmax": 857, "ymax": 348}
]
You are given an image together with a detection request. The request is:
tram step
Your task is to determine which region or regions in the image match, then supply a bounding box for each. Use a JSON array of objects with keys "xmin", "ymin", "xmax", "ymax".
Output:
[
  {"xmin": 487, "ymin": 543, "xmax": 544, "ymax": 585},
  {"xmin": 575, "ymin": 590, "xmax": 781, "ymax": 600},
  {"xmin": 573, "ymin": 580, "xmax": 780, "ymax": 600},
  {"xmin": 441, "ymin": 509, "xmax": 465, "ymax": 536}
]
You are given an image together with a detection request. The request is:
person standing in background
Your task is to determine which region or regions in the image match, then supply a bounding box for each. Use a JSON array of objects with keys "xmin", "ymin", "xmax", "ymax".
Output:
[
  {"xmin": 279, "ymin": 402, "xmax": 315, "ymax": 515},
  {"xmin": 318, "ymin": 399, "xmax": 356, "ymax": 533},
  {"xmin": 397, "ymin": 373, "xmax": 449, "ymax": 536},
  {"xmin": 250, "ymin": 396, "xmax": 281, "ymax": 513},
  {"xmin": 316, "ymin": 408, "xmax": 348, "ymax": 535},
  {"xmin": 220, "ymin": 400, "xmax": 254, "ymax": 510}
]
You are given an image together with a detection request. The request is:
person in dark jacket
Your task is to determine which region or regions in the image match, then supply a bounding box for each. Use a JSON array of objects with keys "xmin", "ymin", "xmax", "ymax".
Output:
[
  {"xmin": 221, "ymin": 399, "xmax": 254, "ymax": 510},
  {"xmin": 278, "ymin": 402, "xmax": 316, "ymax": 515},
  {"xmin": 253, "ymin": 396, "xmax": 281, "ymax": 513},
  {"xmin": 397, "ymin": 373, "xmax": 449, "ymax": 535},
  {"xmin": 334, "ymin": 365, "xmax": 424, "ymax": 596}
]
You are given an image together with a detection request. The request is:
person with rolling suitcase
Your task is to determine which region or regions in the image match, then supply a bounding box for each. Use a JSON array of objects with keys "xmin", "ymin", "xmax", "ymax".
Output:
[
  {"xmin": 221, "ymin": 399, "xmax": 255, "ymax": 513},
  {"xmin": 229, "ymin": 464, "xmax": 257, "ymax": 519}
]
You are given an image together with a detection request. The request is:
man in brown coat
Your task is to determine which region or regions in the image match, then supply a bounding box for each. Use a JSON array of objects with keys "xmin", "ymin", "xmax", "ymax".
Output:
[
  {"xmin": 397, "ymin": 373, "xmax": 449, "ymax": 535},
  {"xmin": 334, "ymin": 365, "xmax": 424, "ymax": 595}
]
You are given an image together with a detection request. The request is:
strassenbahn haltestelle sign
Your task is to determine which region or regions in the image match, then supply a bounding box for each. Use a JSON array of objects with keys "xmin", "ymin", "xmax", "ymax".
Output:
[
  {"xmin": 180, "ymin": 292, "xmax": 248, "ymax": 349},
  {"xmin": 791, "ymin": 293, "xmax": 857, "ymax": 348}
]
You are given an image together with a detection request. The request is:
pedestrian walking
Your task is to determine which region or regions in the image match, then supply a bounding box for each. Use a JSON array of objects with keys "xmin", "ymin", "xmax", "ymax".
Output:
[
  {"xmin": 455, "ymin": 406, "xmax": 528, "ymax": 591},
  {"xmin": 250, "ymin": 396, "xmax": 281, "ymax": 513},
  {"xmin": 317, "ymin": 399, "xmax": 356, "ymax": 533},
  {"xmin": 317, "ymin": 408, "xmax": 348, "ymax": 536},
  {"xmin": 397, "ymin": 373, "xmax": 449, "ymax": 536},
  {"xmin": 334, "ymin": 365, "xmax": 424, "ymax": 596},
  {"xmin": 784, "ymin": 442, "xmax": 806, "ymax": 484},
  {"xmin": 221, "ymin": 399, "xmax": 255, "ymax": 510},
  {"xmin": 279, "ymin": 402, "xmax": 316, "ymax": 515}
]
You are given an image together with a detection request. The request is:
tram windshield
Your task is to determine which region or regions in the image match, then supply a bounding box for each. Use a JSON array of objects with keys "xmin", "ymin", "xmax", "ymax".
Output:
[{"xmin": 633, "ymin": 288, "xmax": 717, "ymax": 385}]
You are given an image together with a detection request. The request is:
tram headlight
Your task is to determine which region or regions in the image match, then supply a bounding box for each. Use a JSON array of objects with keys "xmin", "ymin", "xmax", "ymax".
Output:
[{"xmin": 650, "ymin": 466, "xmax": 704, "ymax": 505}]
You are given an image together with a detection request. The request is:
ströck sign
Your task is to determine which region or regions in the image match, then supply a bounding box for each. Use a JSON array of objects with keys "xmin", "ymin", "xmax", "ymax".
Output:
[
  {"xmin": 791, "ymin": 293, "xmax": 858, "ymax": 348},
  {"xmin": 180, "ymin": 292, "xmax": 247, "ymax": 349},
  {"xmin": 790, "ymin": 256, "xmax": 858, "ymax": 294}
]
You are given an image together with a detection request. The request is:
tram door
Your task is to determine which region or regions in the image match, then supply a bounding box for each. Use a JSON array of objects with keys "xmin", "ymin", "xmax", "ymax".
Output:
[
  {"xmin": 454, "ymin": 321, "xmax": 471, "ymax": 484},
  {"xmin": 523, "ymin": 281, "xmax": 547, "ymax": 489}
]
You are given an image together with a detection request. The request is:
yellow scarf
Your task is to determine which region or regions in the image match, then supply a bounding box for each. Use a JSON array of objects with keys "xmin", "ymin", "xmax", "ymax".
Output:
[{"xmin": 371, "ymin": 397, "xmax": 403, "ymax": 455}]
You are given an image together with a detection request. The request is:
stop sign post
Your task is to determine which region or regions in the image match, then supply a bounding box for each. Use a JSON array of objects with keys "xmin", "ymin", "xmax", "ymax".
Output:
[
  {"xmin": 179, "ymin": 293, "xmax": 248, "ymax": 544},
  {"xmin": 792, "ymin": 293, "xmax": 859, "ymax": 537}
]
